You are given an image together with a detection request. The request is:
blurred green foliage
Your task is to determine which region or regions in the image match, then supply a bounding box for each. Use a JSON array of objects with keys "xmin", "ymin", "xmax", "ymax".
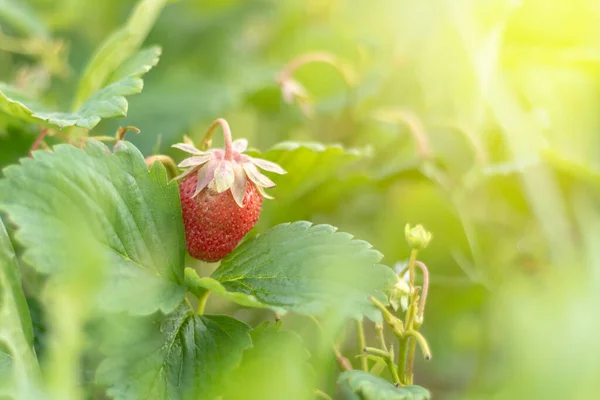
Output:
[{"xmin": 2, "ymin": 0, "xmax": 600, "ymax": 399}]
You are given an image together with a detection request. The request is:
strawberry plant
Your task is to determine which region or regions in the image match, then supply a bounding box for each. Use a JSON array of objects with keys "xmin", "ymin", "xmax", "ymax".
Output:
[
  {"xmin": 4, "ymin": 0, "xmax": 600, "ymax": 399},
  {"xmin": 0, "ymin": 1, "xmax": 438, "ymax": 399}
]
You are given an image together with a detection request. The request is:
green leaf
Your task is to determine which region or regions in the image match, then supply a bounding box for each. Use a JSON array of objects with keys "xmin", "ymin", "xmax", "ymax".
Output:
[
  {"xmin": 224, "ymin": 321, "xmax": 314, "ymax": 400},
  {"xmin": 72, "ymin": 0, "xmax": 168, "ymax": 109},
  {"xmin": 0, "ymin": 219, "xmax": 39, "ymax": 395},
  {"xmin": 0, "ymin": 47, "xmax": 160, "ymax": 130},
  {"xmin": 0, "ymin": 220, "xmax": 34, "ymax": 346},
  {"xmin": 26, "ymin": 296, "xmax": 46, "ymax": 362},
  {"xmin": 97, "ymin": 305, "xmax": 252, "ymax": 399},
  {"xmin": 0, "ymin": 119, "xmax": 37, "ymax": 171},
  {"xmin": 0, "ymin": 83, "xmax": 47, "ymax": 124},
  {"xmin": 184, "ymin": 267, "xmax": 272, "ymax": 310},
  {"xmin": 338, "ymin": 371, "xmax": 431, "ymax": 400},
  {"xmin": 251, "ymin": 141, "xmax": 366, "ymax": 201},
  {"xmin": 211, "ymin": 221, "xmax": 397, "ymax": 318},
  {"xmin": 0, "ymin": 140, "xmax": 186, "ymax": 315},
  {"xmin": 247, "ymin": 141, "xmax": 372, "ymax": 228}
]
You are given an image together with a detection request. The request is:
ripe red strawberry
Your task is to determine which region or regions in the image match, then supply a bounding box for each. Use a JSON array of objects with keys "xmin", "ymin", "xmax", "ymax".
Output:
[
  {"xmin": 178, "ymin": 175, "xmax": 262, "ymax": 261},
  {"xmin": 173, "ymin": 119, "xmax": 285, "ymax": 262}
]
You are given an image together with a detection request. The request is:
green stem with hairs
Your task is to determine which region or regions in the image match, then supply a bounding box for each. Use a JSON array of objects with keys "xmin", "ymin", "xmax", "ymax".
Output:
[
  {"xmin": 375, "ymin": 323, "xmax": 387, "ymax": 352},
  {"xmin": 356, "ymin": 320, "xmax": 368, "ymax": 371},
  {"xmin": 363, "ymin": 347, "xmax": 400, "ymax": 384},
  {"xmin": 145, "ymin": 155, "xmax": 178, "ymax": 179},
  {"xmin": 397, "ymin": 335, "xmax": 409, "ymax": 385},
  {"xmin": 369, "ymin": 296, "xmax": 403, "ymax": 339},
  {"xmin": 405, "ymin": 330, "xmax": 431, "ymax": 361},
  {"xmin": 364, "ymin": 347, "xmax": 389, "ymax": 358},
  {"xmin": 314, "ymin": 389, "xmax": 333, "ymax": 400},
  {"xmin": 408, "ymin": 249, "xmax": 418, "ymax": 293},
  {"xmin": 398, "ymin": 249, "xmax": 419, "ymax": 384},
  {"xmin": 184, "ymin": 296, "xmax": 194, "ymax": 313},
  {"xmin": 199, "ymin": 118, "xmax": 233, "ymax": 160},
  {"xmin": 308, "ymin": 316, "xmax": 352, "ymax": 372},
  {"xmin": 196, "ymin": 291, "xmax": 210, "ymax": 315}
]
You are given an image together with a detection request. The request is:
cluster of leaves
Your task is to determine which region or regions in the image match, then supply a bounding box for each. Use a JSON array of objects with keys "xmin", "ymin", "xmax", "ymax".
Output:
[
  {"xmin": 3, "ymin": 0, "xmax": 600, "ymax": 399},
  {"xmin": 0, "ymin": 137, "xmax": 426, "ymax": 398},
  {"xmin": 0, "ymin": 1, "xmax": 434, "ymax": 399}
]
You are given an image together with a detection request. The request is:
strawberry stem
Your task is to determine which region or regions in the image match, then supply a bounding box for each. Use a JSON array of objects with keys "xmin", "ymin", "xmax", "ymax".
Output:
[
  {"xmin": 30, "ymin": 128, "xmax": 49, "ymax": 157},
  {"xmin": 397, "ymin": 259, "xmax": 430, "ymax": 323},
  {"xmin": 115, "ymin": 126, "xmax": 141, "ymax": 142},
  {"xmin": 145, "ymin": 155, "xmax": 178, "ymax": 179},
  {"xmin": 276, "ymin": 51, "xmax": 357, "ymax": 87},
  {"xmin": 372, "ymin": 110, "xmax": 432, "ymax": 159},
  {"xmin": 197, "ymin": 291, "xmax": 210, "ymax": 315},
  {"xmin": 356, "ymin": 320, "xmax": 368, "ymax": 371},
  {"xmin": 199, "ymin": 118, "xmax": 234, "ymax": 161},
  {"xmin": 414, "ymin": 261, "xmax": 429, "ymax": 323}
]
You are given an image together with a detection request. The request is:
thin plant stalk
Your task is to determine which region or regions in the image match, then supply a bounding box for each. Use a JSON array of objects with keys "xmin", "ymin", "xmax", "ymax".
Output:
[
  {"xmin": 197, "ymin": 291, "xmax": 210, "ymax": 315},
  {"xmin": 356, "ymin": 320, "xmax": 368, "ymax": 371},
  {"xmin": 199, "ymin": 118, "xmax": 233, "ymax": 159}
]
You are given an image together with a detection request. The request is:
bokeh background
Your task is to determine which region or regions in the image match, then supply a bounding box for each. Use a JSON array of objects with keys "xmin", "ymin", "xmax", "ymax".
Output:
[{"xmin": 2, "ymin": 0, "xmax": 600, "ymax": 399}]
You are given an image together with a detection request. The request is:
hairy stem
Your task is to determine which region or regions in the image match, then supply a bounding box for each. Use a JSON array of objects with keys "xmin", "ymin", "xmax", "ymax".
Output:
[
  {"xmin": 375, "ymin": 323, "xmax": 387, "ymax": 352},
  {"xmin": 277, "ymin": 51, "xmax": 356, "ymax": 87},
  {"xmin": 356, "ymin": 320, "xmax": 368, "ymax": 371},
  {"xmin": 408, "ymin": 249, "xmax": 418, "ymax": 292},
  {"xmin": 405, "ymin": 329, "xmax": 432, "ymax": 384},
  {"xmin": 199, "ymin": 118, "xmax": 233, "ymax": 160},
  {"xmin": 397, "ymin": 337, "xmax": 409, "ymax": 385},
  {"xmin": 395, "ymin": 251, "xmax": 431, "ymax": 384},
  {"xmin": 363, "ymin": 347, "xmax": 400, "ymax": 384},
  {"xmin": 369, "ymin": 296, "xmax": 403, "ymax": 338},
  {"xmin": 371, "ymin": 110, "xmax": 432, "ymax": 159},
  {"xmin": 334, "ymin": 346, "xmax": 353, "ymax": 371},
  {"xmin": 406, "ymin": 340, "xmax": 416, "ymax": 384},
  {"xmin": 405, "ymin": 330, "xmax": 431, "ymax": 361},
  {"xmin": 145, "ymin": 155, "xmax": 178, "ymax": 179},
  {"xmin": 401, "ymin": 302, "xmax": 419, "ymax": 383},
  {"xmin": 314, "ymin": 389, "xmax": 333, "ymax": 400},
  {"xmin": 404, "ymin": 328, "xmax": 432, "ymax": 384},
  {"xmin": 308, "ymin": 315, "xmax": 352, "ymax": 372},
  {"xmin": 398, "ymin": 250, "xmax": 418, "ymax": 385},
  {"xmin": 184, "ymin": 296, "xmax": 194, "ymax": 313},
  {"xmin": 89, "ymin": 135, "xmax": 118, "ymax": 142},
  {"xmin": 115, "ymin": 126, "xmax": 141, "ymax": 141},
  {"xmin": 364, "ymin": 347, "xmax": 389, "ymax": 358},
  {"xmin": 388, "ymin": 351, "xmax": 401, "ymax": 385},
  {"xmin": 29, "ymin": 128, "xmax": 48, "ymax": 156},
  {"xmin": 414, "ymin": 261, "xmax": 430, "ymax": 324},
  {"xmin": 196, "ymin": 291, "xmax": 210, "ymax": 315},
  {"xmin": 398, "ymin": 259, "xmax": 430, "ymax": 324}
]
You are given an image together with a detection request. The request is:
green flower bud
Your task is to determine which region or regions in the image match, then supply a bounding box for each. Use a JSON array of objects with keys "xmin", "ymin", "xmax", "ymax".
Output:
[
  {"xmin": 404, "ymin": 223, "xmax": 432, "ymax": 250},
  {"xmin": 389, "ymin": 279, "xmax": 411, "ymax": 312}
]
